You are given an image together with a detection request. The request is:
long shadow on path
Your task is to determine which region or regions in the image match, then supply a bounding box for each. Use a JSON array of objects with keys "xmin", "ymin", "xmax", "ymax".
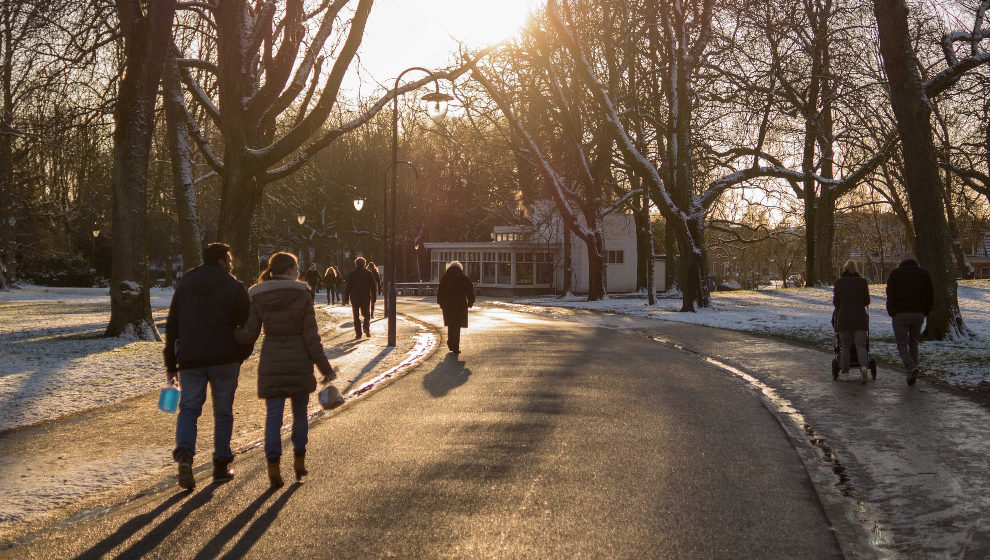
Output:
[
  {"xmin": 422, "ymin": 352, "xmax": 471, "ymax": 398},
  {"xmin": 74, "ymin": 485, "xmax": 216, "ymax": 560}
]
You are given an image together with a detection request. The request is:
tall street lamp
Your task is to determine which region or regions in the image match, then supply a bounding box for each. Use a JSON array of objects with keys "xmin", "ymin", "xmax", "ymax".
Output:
[{"xmin": 386, "ymin": 67, "xmax": 451, "ymax": 346}]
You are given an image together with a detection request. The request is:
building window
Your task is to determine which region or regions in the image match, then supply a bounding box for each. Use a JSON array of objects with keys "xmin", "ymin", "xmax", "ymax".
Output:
[
  {"xmin": 982, "ymin": 267, "xmax": 990, "ymax": 279},
  {"xmin": 606, "ymin": 250, "xmax": 624, "ymax": 264},
  {"xmin": 497, "ymin": 262, "xmax": 511, "ymax": 284},
  {"xmin": 483, "ymin": 262, "xmax": 496, "ymax": 284},
  {"xmin": 467, "ymin": 261, "xmax": 481, "ymax": 283},
  {"xmin": 516, "ymin": 262, "xmax": 534, "ymax": 285}
]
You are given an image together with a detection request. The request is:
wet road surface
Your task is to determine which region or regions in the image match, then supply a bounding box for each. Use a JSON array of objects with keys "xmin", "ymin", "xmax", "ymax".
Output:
[
  {"xmin": 2, "ymin": 300, "xmax": 841, "ymax": 559},
  {"xmin": 494, "ymin": 302, "xmax": 990, "ymax": 559}
]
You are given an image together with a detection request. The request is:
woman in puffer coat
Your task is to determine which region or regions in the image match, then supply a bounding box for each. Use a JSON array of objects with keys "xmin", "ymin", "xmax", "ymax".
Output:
[
  {"xmin": 236, "ymin": 252, "xmax": 335, "ymax": 487},
  {"xmin": 833, "ymin": 260, "xmax": 871, "ymax": 384}
]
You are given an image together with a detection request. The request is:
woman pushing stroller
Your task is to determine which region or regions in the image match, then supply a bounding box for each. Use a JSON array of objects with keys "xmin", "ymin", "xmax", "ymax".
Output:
[{"xmin": 833, "ymin": 260, "xmax": 872, "ymax": 384}]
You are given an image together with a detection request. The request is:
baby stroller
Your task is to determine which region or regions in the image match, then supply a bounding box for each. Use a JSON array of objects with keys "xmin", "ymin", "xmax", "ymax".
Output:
[{"xmin": 830, "ymin": 310, "xmax": 877, "ymax": 381}]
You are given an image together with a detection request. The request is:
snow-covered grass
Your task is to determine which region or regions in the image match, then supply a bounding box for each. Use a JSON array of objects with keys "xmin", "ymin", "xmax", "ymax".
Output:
[
  {"xmin": 0, "ymin": 286, "xmax": 173, "ymax": 432},
  {"xmin": 509, "ymin": 279, "xmax": 990, "ymax": 391}
]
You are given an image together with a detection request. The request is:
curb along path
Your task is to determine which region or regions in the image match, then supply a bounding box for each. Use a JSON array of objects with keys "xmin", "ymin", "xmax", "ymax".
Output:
[{"xmin": 0, "ymin": 304, "xmax": 438, "ymax": 546}]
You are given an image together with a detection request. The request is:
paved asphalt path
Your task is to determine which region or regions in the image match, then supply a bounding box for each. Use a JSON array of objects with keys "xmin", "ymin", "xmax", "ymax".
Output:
[{"xmin": 4, "ymin": 300, "xmax": 842, "ymax": 559}]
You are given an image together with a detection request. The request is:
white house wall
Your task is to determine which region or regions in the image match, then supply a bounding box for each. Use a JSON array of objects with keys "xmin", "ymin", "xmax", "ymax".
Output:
[{"xmin": 562, "ymin": 213, "xmax": 639, "ymax": 293}]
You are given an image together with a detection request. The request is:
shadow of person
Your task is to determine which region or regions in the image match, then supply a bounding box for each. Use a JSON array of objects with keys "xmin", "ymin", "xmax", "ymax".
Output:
[
  {"xmin": 219, "ymin": 483, "xmax": 300, "ymax": 559},
  {"xmin": 422, "ymin": 353, "xmax": 472, "ymax": 398},
  {"xmin": 190, "ymin": 486, "xmax": 279, "ymax": 560},
  {"xmin": 74, "ymin": 484, "xmax": 217, "ymax": 560}
]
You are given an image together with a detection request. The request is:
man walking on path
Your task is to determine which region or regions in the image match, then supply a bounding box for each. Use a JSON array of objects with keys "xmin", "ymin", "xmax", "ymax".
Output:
[
  {"xmin": 164, "ymin": 242, "xmax": 252, "ymax": 490},
  {"xmin": 437, "ymin": 260, "xmax": 475, "ymax": 354},
  {"xmin": 343, "ymin": 256, "xmax": 377, "ymax": 339},
  {"xmin": 305, "ymin": 263, "xmax": 321, "ymax": 301},
  {"xmin": 886, "ymin": 253, "xmax": 934, "ymax": 385}
]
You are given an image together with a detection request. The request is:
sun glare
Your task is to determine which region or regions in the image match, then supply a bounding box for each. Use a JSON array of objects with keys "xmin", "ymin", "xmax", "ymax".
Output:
[{"xmin": 432, "ymin": 0, "xmax": 541, "ymax": 47}]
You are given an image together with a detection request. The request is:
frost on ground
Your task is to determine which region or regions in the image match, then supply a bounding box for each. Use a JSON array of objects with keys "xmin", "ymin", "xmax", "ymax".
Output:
[
  {"xmin": 507, "ymin": 279, "xmax": 990, "ymax": 390},
  {"xmin": 0, "ymin": 286, "xmax": 173, "ymax": 432}
]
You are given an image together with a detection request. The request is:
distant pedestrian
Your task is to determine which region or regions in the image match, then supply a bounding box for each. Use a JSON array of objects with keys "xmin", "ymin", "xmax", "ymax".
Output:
[
  {"xmin": 886, "ymin": 253, "xmax": 934, "ymax": 385},
  {"xmin": 833, "ymin": 260, "xmax": 871, "ymax": 384},
  {"xmin": 343, "ymin": 256, "xmax": 377, "ymax": 339},
  {"xmin": 0, "ymin": 248, "xmax": 8, "ymax": 290},
  {"xmin": 304, "ymin": 263, "xmax": 321, "ymax": 301},
  {"xmin": 235, "ymin": 252, "xmax": 335, "ymax": 487},
  {"xmin": 368, "ymin": 261, "xmax": 381, "ymax": 317},
  {"xmin": 437, "ymin": 261, "xmax": 475, "ymax": 354},
  {"xmin": 163, "ymin": 242, "xmax": 252, "ymax": 490},
  {"xmin": 324, "ymin": 265, "xmax": 339, "ymax": 305}
]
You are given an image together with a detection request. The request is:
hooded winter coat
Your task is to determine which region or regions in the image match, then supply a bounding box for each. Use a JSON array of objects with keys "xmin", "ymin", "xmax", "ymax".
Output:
[
  {"xmin": 833, "ymin": 271, "xmax": 870, "ymax": 331},
  {"xmin": 437, "ymin": 266, "xmax": 475, "ymax": 328},
  {"xmin": 164, "ymin": 263, "xmax": 251, "ymax": 372},
  {"xmin": 885, "ymin": 259, "xmax": 934, "ymax": 317},
  {"xmin": 235, "ymin": 277, "xmax": 333, "ymax": 398}
]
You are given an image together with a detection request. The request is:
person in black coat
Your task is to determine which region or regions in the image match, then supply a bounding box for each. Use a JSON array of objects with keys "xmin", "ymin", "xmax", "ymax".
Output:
[
  {"xmin": 343, "ymin": 256, "xmax": 378, "ymax": 339},
  {"xmin": 368, "ymin": 261, "xmax": 381, "ymax": 318},
  {"xmin": 885, "ymin": 253, "xmax": 934, "ymax": 385},
  {"xmin": 304, "ymin": 263, "xmax": 321, "ymax": 301},
  {"xmin": 163, "ymin": 242, "xmax": 252, "ymax": 489},
  {"xmin": 833, "ymin": 260, "xmax": 871, "ymax": 384},
  {"xmin": 437, "ymin": 261, "xmax": 475, "ymax": 354}
]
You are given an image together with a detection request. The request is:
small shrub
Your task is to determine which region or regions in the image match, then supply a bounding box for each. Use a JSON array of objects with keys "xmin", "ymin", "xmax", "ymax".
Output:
[{"xmin": 23, "ymin": 253, "xmax": 98, "ymax": 287}]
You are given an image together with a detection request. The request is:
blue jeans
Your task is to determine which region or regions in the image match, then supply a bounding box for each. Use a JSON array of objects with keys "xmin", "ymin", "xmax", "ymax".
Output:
[
  {"xmin": 892, "ymin": 312, "xmax": 925, "ymax": 372},
  {"xmin": 265, "ymin": 394, "xmax": 309, "ymax": 460},
  {"xmin": 174, "ymin": 363, "xmax": 240, "ymax": 463}
]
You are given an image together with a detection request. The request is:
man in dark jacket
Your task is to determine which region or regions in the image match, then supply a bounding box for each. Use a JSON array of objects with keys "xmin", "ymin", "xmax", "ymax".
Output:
[
  {"xmin": 437, "ymin": 261, "xmax": 475, "ymax": 354},
  {"xmin": 885, "ymin": 253, "xmax": 934, "ymax": 385},
  {"xmin": 304, "ymin": 263, "xmax": 321, "ymax": 301},
  {"xmin": 164, "ymin": 242, "xmax": 252, "ymax": 489},
  {"xmin": 343, "ymin": 256, "xmax": 377, "ymax": 339}
]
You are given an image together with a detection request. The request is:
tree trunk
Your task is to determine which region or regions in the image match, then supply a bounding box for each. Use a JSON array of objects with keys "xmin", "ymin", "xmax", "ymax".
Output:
[
  {"xmin": 664, "ymin": 221, "xmax": 676, "ymax": 292},
  {"xmin": 942, "ymin": 167, "xmax": 975, "ymax": 279},
  {"xmin": 585, "ymin": 227, "xmax": 606, "ymax": 301},
  {"xmin": 873, "ymin": 0, "xmax": 967, "ymax": 339},
  {"xmin": 106, "ymin": 0, "xmax": 177, "ymax": 340},
  {"xmin": 562, "ymin": 225, "xmax": 572, "ymax": 295},
  {"xmin": 0, "ymin": 0, "xmax": 17, "ymax": 283},
  {"xmin": 164, "ymin": 48, "xmax": 202, "ymax": 271}
]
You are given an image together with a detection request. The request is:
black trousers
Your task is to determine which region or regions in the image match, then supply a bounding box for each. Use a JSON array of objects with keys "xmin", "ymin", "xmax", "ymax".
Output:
[
  {"xmin": 447, "ymin": 326, "xmax": 461, "ymax": 352},
  {"xmin": 351, "ymin": 302, "xmax": 371, "ymax": 336}
]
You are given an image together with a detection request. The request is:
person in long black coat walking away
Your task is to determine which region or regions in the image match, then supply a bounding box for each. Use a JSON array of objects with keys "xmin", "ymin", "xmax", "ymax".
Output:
[
  {"xmin": 304, "ymin": 263, "xmax": 321, "ymax": 301},
  {"xmin": 343, "ymin": 256, "xmax": 378, "ymax": 339},
  {"xmin": 833, "ymin": 260, "xmax": 871, "ymax": 384},
  {"xmin": 437, "ymin": 261, "xmax": 475, "ymax": 354},
  {"xmin": 886, "ymin": 253, "xmax": 934, "ymax": 385}
]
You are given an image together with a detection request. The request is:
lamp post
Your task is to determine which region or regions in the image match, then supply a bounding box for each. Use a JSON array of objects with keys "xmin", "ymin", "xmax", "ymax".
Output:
[{"xmin": 386, "ymin": 67, "xmax": 452, "ymax": 346}]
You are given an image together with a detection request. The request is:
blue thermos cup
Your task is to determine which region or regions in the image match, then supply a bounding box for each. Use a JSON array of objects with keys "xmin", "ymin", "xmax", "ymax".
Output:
[{"xmin": 158, "ymin": 382, "xmax": 180, "ymax": 413}]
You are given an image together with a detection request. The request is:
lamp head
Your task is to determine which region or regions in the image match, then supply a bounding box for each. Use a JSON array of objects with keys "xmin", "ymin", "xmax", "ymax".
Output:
[
  {"xmin": 423, "ymin": 91, "xmax": 453, "ymax": 125},
  {"xmin": 297, "ymin": 215, "xmax": 306, "ymax": 225},
  {"xmin": 92, "ymin": 230, "xmax": 100, "ymax": 238},
  {"xmin": 353, "ymin": 198, "xmax": 365, "ymax": 212}
]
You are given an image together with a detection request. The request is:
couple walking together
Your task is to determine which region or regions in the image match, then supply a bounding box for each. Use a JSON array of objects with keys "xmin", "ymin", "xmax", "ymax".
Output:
[
  {"xmin": 833, "ymin": 254, "xmax": 934, "ymax": 385},
  {"xmin": 164, "ymin": 244, "xmax": 335, "ymax": 490}
]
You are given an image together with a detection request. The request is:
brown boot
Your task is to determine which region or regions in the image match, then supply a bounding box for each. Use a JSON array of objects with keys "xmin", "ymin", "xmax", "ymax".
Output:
[
  {"xmin": 293, "ymin": 453, "xmax": 308, "ymax": 482},
  {"xmin": 267, "ymin": 459, "xmax": 284, "ymax": 488}
]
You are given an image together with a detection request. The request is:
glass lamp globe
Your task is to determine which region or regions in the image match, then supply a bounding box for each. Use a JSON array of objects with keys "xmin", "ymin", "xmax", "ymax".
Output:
[
  {"xmin": 92, "ymin": 230, "xmax": 100, "ymax": 238},
  {"xmin": 353, "ymin": 198, "xmax": 365, "ymax": 212},
  {"xmin": 297, "ymin": 215, "xmax": 306, "ymax": 225},
  {"xmin": 423, "ymin": 91, "xmax": 453, "ymax": 125}
]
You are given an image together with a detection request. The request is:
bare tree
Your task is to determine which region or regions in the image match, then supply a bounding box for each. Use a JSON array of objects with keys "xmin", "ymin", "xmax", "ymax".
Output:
[{"xmin": 104, "ymin": 0, "xmax": 177, "ymax": 338}]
